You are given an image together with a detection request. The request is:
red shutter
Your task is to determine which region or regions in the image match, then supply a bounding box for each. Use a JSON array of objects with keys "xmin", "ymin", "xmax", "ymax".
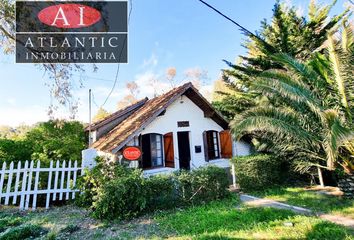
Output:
[
  {"xmin": 220, "ymin": 130, "xmax": 233, "ymax": 158},
  {"xmin": 203, "ymin": 131, "xmax": 209, "ymax": 162},
  {"xmin": 164, "ymin": 132, "xmax": 175, "ymax": 167}
]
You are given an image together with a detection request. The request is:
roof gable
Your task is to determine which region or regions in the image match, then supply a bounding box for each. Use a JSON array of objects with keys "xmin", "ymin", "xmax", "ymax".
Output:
[
  {"xmin": 91, "ymin": 82, "xmax": 229, "ymax": 153},
  {"xmin": 86, "ymin": 98, "xmax": 148, "ymax": 132}
]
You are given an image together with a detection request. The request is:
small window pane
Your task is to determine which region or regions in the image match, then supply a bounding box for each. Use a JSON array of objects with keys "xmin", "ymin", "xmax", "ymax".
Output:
[
  {"xmin": 206, "ymin": 130, "xmax": 220, "ymax": 160},
  {"xmin": 150, "ymin": 134, "xmax": 163, "ymax": 167}
]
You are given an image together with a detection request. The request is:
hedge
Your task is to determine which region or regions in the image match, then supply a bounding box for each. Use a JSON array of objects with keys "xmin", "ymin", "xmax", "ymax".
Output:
[
  {"xmin": 77, "ymin": 160, "xmax": 230, "ymax": 220},
  {"xmin": 232, "ymin": 154, "xmax": 283, "ymax": 191}
]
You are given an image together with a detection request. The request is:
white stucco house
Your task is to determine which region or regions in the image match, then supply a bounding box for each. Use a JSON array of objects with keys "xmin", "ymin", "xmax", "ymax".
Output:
[{"xmin": 82, "ymin": 82, "xmax": 251, "ymax": 176}]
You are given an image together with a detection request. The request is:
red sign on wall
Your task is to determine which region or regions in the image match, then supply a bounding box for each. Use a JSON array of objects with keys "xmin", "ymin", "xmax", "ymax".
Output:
[{"xmin": 122, "ymin": 146, "xmax": 142, "ymax": 161}]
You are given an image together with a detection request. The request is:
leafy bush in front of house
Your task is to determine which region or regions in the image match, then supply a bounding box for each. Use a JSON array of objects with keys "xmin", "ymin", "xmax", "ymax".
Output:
[
  {"xmin": 76, "ymin": 157, "xmax": 134, "ymax": 208},
  {"xmin": 175, "ymin": 166, "xmax": 230, "ymax": 205},
  {"xmin": 92, "ymin": 168, "xmax": 147, "ymax": 220},
  {"xmin": 77, "ymin": 158, "xmax": 230, "ymax": 220},
  {"xmin": 0, "ymin": 224, "xmax": 46, "ymax": 240},
  {"xmin": 145, "ymin": 174, "xmax": 177, "ymax": 211},
  {"xmin": 232, "ymin": 154, "xmax": 283, "ymax": 191}
]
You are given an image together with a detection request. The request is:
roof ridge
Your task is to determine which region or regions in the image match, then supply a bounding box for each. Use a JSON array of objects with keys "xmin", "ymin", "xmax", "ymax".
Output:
[{"xmin": 86, "ymin": 97, "xmax": 148, "ymax": 130}]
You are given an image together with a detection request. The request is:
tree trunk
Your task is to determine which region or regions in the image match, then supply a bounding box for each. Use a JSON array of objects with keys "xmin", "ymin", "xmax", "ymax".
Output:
[{"xmin": 317, "ymin": 167, "xmax": 324, "ymax": 187}]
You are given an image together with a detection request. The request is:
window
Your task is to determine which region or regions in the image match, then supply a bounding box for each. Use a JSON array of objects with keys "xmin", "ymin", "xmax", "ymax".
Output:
[
  {"xmin": 141, "ymin": 133, "xmax": 164, "ymax": 168},
  {"xmin": 204, "ymin": 130, "xmax": 220, "ymax": 160}
]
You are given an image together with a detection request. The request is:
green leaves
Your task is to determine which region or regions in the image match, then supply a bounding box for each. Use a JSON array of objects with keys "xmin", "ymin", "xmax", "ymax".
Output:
[{"xmin": 232, "ymin": 106, "xmax": 317, "ymax": 145}]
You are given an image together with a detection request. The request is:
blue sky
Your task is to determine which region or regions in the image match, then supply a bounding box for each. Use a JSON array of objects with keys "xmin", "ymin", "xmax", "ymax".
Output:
[{"xmin": 0, "ymin": 0, "xmax": 349, "ymax": 126}]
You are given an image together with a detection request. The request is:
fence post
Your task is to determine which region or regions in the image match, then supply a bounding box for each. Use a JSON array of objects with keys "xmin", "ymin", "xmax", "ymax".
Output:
[
  {"xmin": 53, "ymin": 161, "xmax": 60, "ymax": 201},
  {"xmin": 66, "ymin": 160, "xmax": 72, "ymax": 200},
  {"xmin": 32, "ymin": 161, "xmax": 40, "ymax": 210},
  {"xmin": 5, "ymin": 162, "xmax": 14, "ymax": 205},
  {"xmin": 46, "ymin": 161, "xmax": 53, "ymax": 209},
  {"xmin": 13, "ymin": 161, "xmax": 21, "ymax": 204},
  {"xmin": 25, "ymin": 160, "xmax": 34, "ymax": 210},
  {"xmin": 72, "ymin": 161, "xmax": 78, "ymax": 200},
  {"xmin": 59, "ymin": 160, "xmax": 66, "ymax": 200},
  {"xmin": 231, "ymin": 163, "xmax": 236, "ymax": 188},
  {"xmin": 19, "ymin": 161, "xmax": 29, "ymax": 210},
  {"xmin": 0, "ymin": 162, "xmax": 6, "ymax": 203},
  {"xmin": 82, "ymin": 149, "xmax": 98, "ymax": 173}
]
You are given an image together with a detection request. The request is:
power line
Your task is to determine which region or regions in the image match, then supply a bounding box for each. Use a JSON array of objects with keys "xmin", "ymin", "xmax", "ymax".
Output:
[
  {"xmin": 100, "ymin": 0, "xmax": 133, "ymax": 108},
  {"xmin": 91, "ymin": 92, "xmax": 100, "ymax": 109},
  {"xmin": 196, "ymin": 0, "xmax": 254, "ymax": 36},
  {"xmin": 196, "ymin": 0, "xmax": 272, "ymax": 48}
]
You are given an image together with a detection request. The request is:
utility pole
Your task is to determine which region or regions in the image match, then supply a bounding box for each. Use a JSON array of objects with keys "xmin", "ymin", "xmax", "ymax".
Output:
[{"xmin": 88, "ymin": 89, "xmax": 92, "ymax": 147}]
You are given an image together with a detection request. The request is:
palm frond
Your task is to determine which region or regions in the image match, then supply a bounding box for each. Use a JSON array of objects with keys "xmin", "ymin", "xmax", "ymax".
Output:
[
  {"xmin": 270, "ymin": 53, "xmax": 330, "ymax": 94},
  {"xmin": 322, "ymin": 109, "xmax": 353, "ymax": 169},
  {"xmin": 327, "ymin": 33, "xmax": 353, "ymax": 121},
  {"xmin": 253, "ymin": 70, "xmax": 325, "ymax": 121},
  {"xmin": 232, "ymin": 107, "xmax": 319, "ymax": 143}
]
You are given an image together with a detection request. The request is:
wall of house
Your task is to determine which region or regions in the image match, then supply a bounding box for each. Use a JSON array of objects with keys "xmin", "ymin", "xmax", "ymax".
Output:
[
  {"xmin": 140, "ymin": 95, "xmax": 230, "ymax": 170},
  {"xmin": 233, "ymin": 140, "xmax": 252, "ymax": 157}
]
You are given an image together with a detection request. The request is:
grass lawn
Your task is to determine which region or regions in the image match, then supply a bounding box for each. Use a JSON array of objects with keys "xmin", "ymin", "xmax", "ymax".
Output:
[
  {"xmin": 155, "ymin": 197, "xmax": 353, "ymax": 239},
  {"xmin": 0, "ymin": 195, "xmax": 353, "ymax": 239},
  {"xmin": 248, "ymin": 186, "xmax": 354, "ymax": 218}
]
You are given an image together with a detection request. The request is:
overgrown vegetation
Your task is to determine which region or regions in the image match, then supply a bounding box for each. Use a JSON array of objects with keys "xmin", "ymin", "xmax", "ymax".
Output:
[
  {"xmin": 0, "ymin": 120, "xmax": 86, "ymax": 166},
  {"xmin": 155, "ymin": 197, "xmax": 353, "ymax": 239},
  {"xmin": 77, "ymin": 158, "xmax": 230, "ymax": 220},
  {"xmin": 1, "ymin": 195, "xmax": 352, "ymax": 240},
  {"xmin": 232, "ymin": 154, "xmax": 288, "ymax": 191},
  {"xmin": 0, "ymin": 223, "xmax": 46, "ymax": 240},
  {"xmin": 214, "ymin": 0, "xmax": 354, "ymax": 185}
]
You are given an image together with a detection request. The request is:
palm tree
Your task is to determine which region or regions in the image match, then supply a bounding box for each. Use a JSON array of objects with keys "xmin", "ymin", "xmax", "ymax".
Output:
[
  {"xmin": 213, "ymin": 0, "xmax": 349, "ymax": 118},
  {"xmin": 232, "ymin": 22, "xmax": 354, "ymax": 179}
]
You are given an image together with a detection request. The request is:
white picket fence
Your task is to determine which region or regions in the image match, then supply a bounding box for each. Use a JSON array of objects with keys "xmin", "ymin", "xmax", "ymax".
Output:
[{"xmin": 0, "ymin": 160, "xmax": 82, "ymax": 210}]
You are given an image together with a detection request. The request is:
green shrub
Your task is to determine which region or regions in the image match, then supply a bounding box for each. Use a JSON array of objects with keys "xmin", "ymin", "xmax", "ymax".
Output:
[
  {"xmin": 175, "ymin": 166, "xmax": 230, "ymax": 204},
  {"xmin": 0, "ymin": 139, "xmax": 32, "ymax": 165},
  {"xmin": 145, "ymin": 174, "xmax": 177, "ymax": 211},
  {"xmin": 76, "ymin": 157, "xmax": 134, "ymax": 208},
  {"xmin": 77, "ymin": 160, "xmax": 230, "ymax": 220},
  {"xmin": 92, "ymin": 168, "xmax": 146, "ymax": 220},
  {"xmin": 0, "ymin": 224, "xmax": 46, "ymax": 240},
  {"xmin": 232, "ymin": 154, "xmax": 283, "ymax": 191}
]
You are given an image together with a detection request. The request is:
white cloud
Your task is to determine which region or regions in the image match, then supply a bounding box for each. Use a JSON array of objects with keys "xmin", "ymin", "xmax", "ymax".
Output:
[
  {"xmin": 199, "ymin": 84, "xmax": 214, "ymax": 102},
  {"xmin": 133, "ymin": 71, "xmax": 171, "ymax": 97},
  {"xmin": 142, "ymin": 53, "xmax": 158, "ymax": 68}
]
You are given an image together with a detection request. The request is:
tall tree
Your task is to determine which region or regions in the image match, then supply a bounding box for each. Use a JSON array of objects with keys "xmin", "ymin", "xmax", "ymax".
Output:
[
  {"xmin": 232, "ymin": 22, "xmax": 354, "ymax": 175},
  {"xmin": 214, "ymin": 0, "xmax": 348, "ymax": 118},
  {"xmin": 25, "ymin": 120, "xmax": 86, "ymax": 164}
]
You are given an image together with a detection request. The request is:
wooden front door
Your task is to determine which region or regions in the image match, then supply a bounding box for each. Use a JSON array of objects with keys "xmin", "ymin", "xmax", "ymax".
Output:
[
  {"xmin": 164, "ymin": 132, "xmax": 175, "ymax": 168},
  {"xmin": 219, "ymin": 130, "xmax": 233, "ymax": 158}
]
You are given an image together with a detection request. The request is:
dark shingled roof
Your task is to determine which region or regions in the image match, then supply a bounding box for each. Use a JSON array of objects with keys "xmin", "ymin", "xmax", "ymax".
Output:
[
  {"xmin": 91, "ymin": 82, "xmax": 229, "ymax": 153},
  {"xmin": 85, "ymin": 98, "xmax": 148, "ymax": 131}
]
